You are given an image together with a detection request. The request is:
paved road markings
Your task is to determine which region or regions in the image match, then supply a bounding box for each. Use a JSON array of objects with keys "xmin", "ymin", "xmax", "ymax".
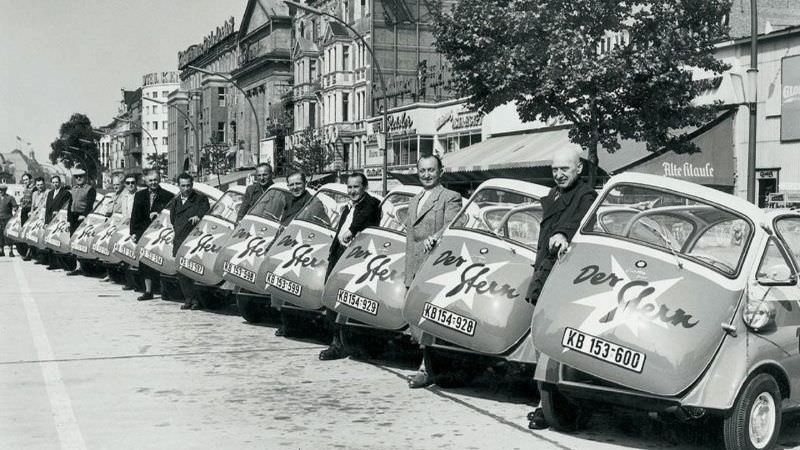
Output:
[{"xmin": 13, "ymin": 259, "xmax": 87, "ymax": 450}]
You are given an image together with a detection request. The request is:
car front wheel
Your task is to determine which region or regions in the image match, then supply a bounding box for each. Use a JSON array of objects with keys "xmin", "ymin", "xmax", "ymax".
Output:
[
  {"xmin": 723, "ymin": 373, "xmax": 782, "ymax": 450},
  {"xmin": 540, "ymin": 383, "xmax": 581, "ymax": 431}
]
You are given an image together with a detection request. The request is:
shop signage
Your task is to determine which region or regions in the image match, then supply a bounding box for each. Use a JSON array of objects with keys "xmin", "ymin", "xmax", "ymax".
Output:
[
  {"xmin": 661, "ymin": 162, "xmax": 714, "ymax": 178},
  {"xmin": 142, "ymin": 72, "xmax": 179, "ymax": 86},
  {"xmin": 782, "ymin": 54, "xmax": 800, "ymax": 141},
  {"xmin": 178, "ymin": 17, "xmax": 236, "ymax": 69},
  {"xmin": 364, "ymin": 167, "xmax": 383, "ymax": 179},
  {"xmin": 372, "ymin": 112, "xmax": 415, "ymax": 136},
  {"xmin": 436, "ymin": 109, "xmax": 484, "ymax": 131}
]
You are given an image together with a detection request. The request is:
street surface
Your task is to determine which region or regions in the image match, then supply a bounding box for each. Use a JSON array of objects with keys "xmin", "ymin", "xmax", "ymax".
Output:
[{"xmin": 3, "ymin": 256, "xmax": 800, "ymax": 450}]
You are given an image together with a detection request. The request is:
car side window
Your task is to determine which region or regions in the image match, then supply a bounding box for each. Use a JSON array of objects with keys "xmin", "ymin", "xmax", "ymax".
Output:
[
  {"xmin": 756, "ymin": 238, "xmax": 795, "ymax": 284},
  {"xmin": 775, "ymin": 217, "xmax": 800, "ymax": 265}
]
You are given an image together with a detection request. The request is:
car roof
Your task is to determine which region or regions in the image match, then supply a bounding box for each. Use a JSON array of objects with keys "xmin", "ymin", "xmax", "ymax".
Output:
[
  {"xmin": 227, "ymin": 185, "xmax": 246, "ymax": 195},
  {"xmin": 194, "ymin": 183, "xmax": 223, "ymax": 201},
  {"xmin": 388, "ymin": 185, "xmax": 423, "ymax": 197},
  {"xmin": 316, "ymin": 183, "xmax": 348, "ymax": 195},
  {"xmin": 475, "ymin": 178, "xmax": 550, "ymax": 199},
  {"xmin": 160, "ymin": 183, "xmax": 179, "ymax": 195}
]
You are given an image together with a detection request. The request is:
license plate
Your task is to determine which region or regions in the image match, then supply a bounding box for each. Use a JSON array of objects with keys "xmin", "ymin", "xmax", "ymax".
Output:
[
  {"xmin": 72, "ymin": 243, "xmax": 88, "ymax": 253},
  {"xmin": 140, "ymin": 248, "xmax": 163, "ymax": 266},
  {"xmin": 265, "ymin": 271, "xmax": 301, "ymax": 297},
  {"xmin": 117, "ymin": 245, "xmax": 135, "ymax": 259},
  {"xmin": 336, "ymin": 289, "xmax": 378, "ymax": 315},
  {"xmin": 46, "ymin": 236, "xmax": 61, "ymax": 247},
  {"xmin": 561, "ymin": 327, "xmax": 646, "ymax": 373},
  {"xmin": 179, "ymin": 257, "xmax": 204, "ymax": 275},
  {"xmin": 422, "ymin": 303, "xmax": 476, "ymax": 336},
  {"xmin": 94, "ymin": 242, "xmax": 110, "ymax": 256},
  {"xmin": 223, "ymin": 262, "xmax": 256, "ymax": 283}
]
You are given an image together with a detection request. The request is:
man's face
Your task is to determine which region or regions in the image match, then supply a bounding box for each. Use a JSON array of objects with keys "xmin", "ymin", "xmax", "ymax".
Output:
[
  {"xmin": 112, "ymin": 179, "xmax": 122, "ymax": 193},
  {"xmin": 75, "ymin": 175, "xmax": 85, "ymax": 186},
  {"xmin": 256, "ymin": 166, "xmax": 272, "ymax": 186},
  {"xmin": 146, "ymin": 174, "xmax": 160, "ymax": 191},
  {"xmin": 551, "ymin": 153, "xmax": 582, "ymax": 190},
  {"xmin": 35, "ymin": 180, "xmax": 44, "ymax": 191},
  {"xmin": 346, "ymin": 176, "xmax": 366, "ymax": 202},
  {"xmin": 178, "ymin": 179, "xmax": 193, "ymax": 197},
  {"xmin": 51, "ymin": 178, "xmax": 61, "ymax": 190},
  {"xmin": 287, "ymin": 174, "xmax": 306, "ymax": 198},
  {"xmin": 417, "ymin": 157, "xmax": 442, "ymax": 190},
  {"xmin": 22, "ymin": 175, "xmax": 31, "ymax": 186},
  {"xmin": 125, "ymin": 178, "xmax": 137, "ymax": 194}
]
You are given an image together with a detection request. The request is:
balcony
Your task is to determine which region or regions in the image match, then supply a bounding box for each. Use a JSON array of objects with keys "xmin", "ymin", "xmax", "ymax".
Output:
[{"xmin": 322, "ymin": 71, "xmax": 354, "ymax": 89}]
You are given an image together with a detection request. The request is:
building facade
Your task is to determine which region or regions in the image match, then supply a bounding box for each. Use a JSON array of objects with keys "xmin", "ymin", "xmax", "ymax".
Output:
[{"xmin": 140, "ymin": 72, "xmax": 179, "ymax": 172}]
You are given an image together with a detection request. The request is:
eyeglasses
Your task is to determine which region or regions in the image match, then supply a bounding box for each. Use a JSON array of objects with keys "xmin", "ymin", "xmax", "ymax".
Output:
[
  {"xmin": 75, "ymin": 175, "xmax": 84, "ymax": 178},
  {"xmin": 125, "ymin": 181, "xmax": 136, "ymax": 185}
]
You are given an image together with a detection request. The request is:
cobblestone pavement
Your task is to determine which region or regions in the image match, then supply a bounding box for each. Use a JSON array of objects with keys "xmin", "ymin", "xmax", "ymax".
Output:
[{"xmin": 3, "ymin": 257, "xmax": 800, "ymax": 450}]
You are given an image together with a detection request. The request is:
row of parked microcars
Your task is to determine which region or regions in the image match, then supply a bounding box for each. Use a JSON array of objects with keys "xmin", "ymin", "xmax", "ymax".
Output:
[{"xmin": 7, "ymin": 172, "xmax": 800, "ymax": 450}]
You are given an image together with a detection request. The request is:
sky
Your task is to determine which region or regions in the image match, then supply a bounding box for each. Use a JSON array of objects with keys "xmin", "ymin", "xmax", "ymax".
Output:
[{"xmin": 0, "ymin": 0, "xmax": 246, "ymax": 164}]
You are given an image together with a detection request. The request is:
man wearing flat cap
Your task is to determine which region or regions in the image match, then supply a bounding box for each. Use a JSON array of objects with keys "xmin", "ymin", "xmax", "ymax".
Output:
[
  {"xmin": 0, "ymin": 184, "xmax": 18, "ymax": 257},
  {"xmin": 65, "ymin": 169, "xmax": 96, "ymax": 275}
]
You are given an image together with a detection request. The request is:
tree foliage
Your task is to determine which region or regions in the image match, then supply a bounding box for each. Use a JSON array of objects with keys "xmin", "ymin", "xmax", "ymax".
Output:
[
  {"xmin": 290, "ymin": 127, "xmax": 337, "ymax": 176},
  {"xmin": 145, "ymin": 152, "xmax": 169, "ymax": 176},
  {"xmin": 433, "ymin": 0, "xmax": 732, "ymax": 183},
  {"xmin": 49, "ymin": 113, "xmax": 100, "ymax": 180}
]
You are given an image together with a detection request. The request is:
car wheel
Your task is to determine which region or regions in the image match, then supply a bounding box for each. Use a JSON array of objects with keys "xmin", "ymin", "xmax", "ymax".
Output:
[
  {"xmin": 237, "ymin": 295, "xmax": 265, "ymax": 323},
  {"xmin": 424, "ymin": 347, "xmax": 480, "ymax": 388},
  {"xmin": 723, "ymin": 373, "xmax": 782, "ymax": 450},
  {"xmin": 540, "ymin": 384, "xmax": 580, "ymax": 431},
  {"xmin": 340, "ymin": 325, "xmax": 384, "ymax": 360},
  {"xmin": 279, "ymin": 309, "xmax": 304, "ymax": 338}
]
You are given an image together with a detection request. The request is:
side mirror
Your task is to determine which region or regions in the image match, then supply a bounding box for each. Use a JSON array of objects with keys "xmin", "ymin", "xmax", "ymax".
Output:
[{"xmin": 757, "ymin": 264, "xmax": 797, "ymax": 286}]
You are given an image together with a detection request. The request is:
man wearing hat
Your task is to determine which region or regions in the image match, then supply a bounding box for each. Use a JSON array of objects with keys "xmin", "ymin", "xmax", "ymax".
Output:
[
  {"xmin": 64, "ymin": 169, "xmax": 96, "ymax": 276},
  {"xmin": 0, "ymin": 184, "xmax": 18, "ymax": 257}
]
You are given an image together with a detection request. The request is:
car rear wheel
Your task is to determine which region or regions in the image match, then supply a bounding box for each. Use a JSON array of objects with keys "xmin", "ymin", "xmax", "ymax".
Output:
[
  {"xmin": 424, "ymin": 347, "xmax": 481, "ymax": 388},
  {"xmin": 340, "ymin": 325, "xmax": 385, "ymax": 360},
  {"xmin": 237, "ymin": 295, "xmax": 265, "ymax": 323},
  {"xmin": 723, "ymin": 373, "xmax": 782, "ymax": 450},
  {"xmin": 540, "ymin": 383, "xmax": 580, "ymax": 431}
]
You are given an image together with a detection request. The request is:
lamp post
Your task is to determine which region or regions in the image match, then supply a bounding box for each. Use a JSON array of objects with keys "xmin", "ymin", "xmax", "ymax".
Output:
[
  {"xmin": 115, "ymin": 116, "xmax": 160, "ymax": 174},
  {"xmin": 746, "ymin": 0, "xmax": 759, "ymax": 204},
  {"xmin": 284, "ymin": 0, "xmax": 390, "ymax": 194},
  {"xmin": 141, "ymin": 95, "xmax": 202, "ymax": 175},
  {"xmin": 187, "ymin": 65, "xmax": 261, "ymax": 166}
]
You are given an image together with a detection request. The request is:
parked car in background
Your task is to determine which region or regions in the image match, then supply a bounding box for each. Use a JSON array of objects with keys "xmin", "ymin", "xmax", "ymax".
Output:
[{"xmin": 532, "ymin": 172, "xmax": 799, "ymax": 450}]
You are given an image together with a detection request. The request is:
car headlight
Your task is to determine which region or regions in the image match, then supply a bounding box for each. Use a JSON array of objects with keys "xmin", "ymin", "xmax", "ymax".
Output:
[{"xmin": 742, "ymin": 300, "xmax": 775, "ymax": 331}]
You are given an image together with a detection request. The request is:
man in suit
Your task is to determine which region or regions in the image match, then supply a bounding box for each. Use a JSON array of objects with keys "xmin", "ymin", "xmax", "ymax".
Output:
[
  {"xmin": 65, "ymin": 169, "xmax": 97, "ymax": 276},
  {"xmin": 319, "ymin": 172, "xmax": 381, "ymax": 361},
  {"xmin": 405, "ymin": 155, "xmax": 463, "ymax": 388},
  {"xmin": 0, "ymin": 184, "xmax": 18, "ymax": 257},
  {"xmin": 236, "ymin": 163, "xmax": 273, "ymax": 223},
  {"xmin": 44, "ymin": 175, "xmax": 71, "ymax": 270},
  {"xmin": 171, "ymin": 172, "xmax": 210, "ymax": 310},
  {"xmin": 23, "ymin": 177, "xmax": 47, "ymax": 261},
  {"xmin": 129, "ymin": 170, "xmax": 174, "ymax": 300},
  {"xmin": 526, "ymin": 147, "xmax": 597, "ymax": 430}
]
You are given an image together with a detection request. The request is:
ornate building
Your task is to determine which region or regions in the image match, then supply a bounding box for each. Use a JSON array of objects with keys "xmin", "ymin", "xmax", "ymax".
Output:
[{"xmin": 140, "ymin": 72, "xmax": 179, "ymax": 171}]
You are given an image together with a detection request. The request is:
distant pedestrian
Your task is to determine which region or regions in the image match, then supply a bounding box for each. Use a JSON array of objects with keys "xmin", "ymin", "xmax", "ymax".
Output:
[
  {"xmin": 237, "ymin": 163, "xmax": 273, "ymax": 222},
  {"xmin": 130, "ymin": 170, "xmax": 173, "ymax": 300},
  {"xmin": 527, "ymin": 147, "xmax": 597, "ymax": 430},
  {"xmin": 319, "ymin": 172, "xmax": 381, "ymax": 361},
  {"xmin": 170, "ymin": 172, "xmax": 209, "ymax": 310},
  {"xmin": 0, "ymin": 184, "xmax": 19, "ymax": 257}
]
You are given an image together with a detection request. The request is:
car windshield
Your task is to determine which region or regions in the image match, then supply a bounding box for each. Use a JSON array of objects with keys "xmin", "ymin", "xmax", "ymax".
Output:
[
  {"xmin": 583, "ymin": 183, "xmax": 752, "ymax": 276},
  {"xmin": 294, "ymin": 189, "xmax": 350, "ymax": 230},
  {"xmin": 775, "ymin": 217, "xmax": 800, "ymax": 265},
  {"xmin": 379, "ymin": 192, "xmax": 415, "ymax": 234},
  {"xmin": 452, "ymin": 187, "xmax": 542, "ymax": 250},
  {"xmin": 92, "ymin": 196, "xmax": 111, "ymax": 216},
  {"xmin": 209, "ymin": 191, "xmax": 244, "ymax": 223},
  {"xmin": 248, "ymin": 188, "xmax": 291, "ymax": 221}
]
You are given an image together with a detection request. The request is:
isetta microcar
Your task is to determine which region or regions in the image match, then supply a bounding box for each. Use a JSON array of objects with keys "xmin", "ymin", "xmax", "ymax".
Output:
[
  {"xmin": 216, "ymin": 183, "xmax": 294, "ymax": 322},
  {"xmin": 174, "ymin": 185, "xmax": 245, "ymax": 307},
  {"xmin": 3, "ymin": 208, "xmax": 23, "ymax": 244},
  {"xmin": 21, "ymin": 205, "xmax": 47, "ymax": 250},
  {"xmin": 402, "ymin": 179, "xmax": 548, "ymax": 386},
  {"xmin": 135, "ymin": 183, "xmax": 220, "ymax": 296},
  {"xmin": 532, "ymin": 173, "xmax": 800, "ymax": 450},
  {"xmin": 321, "ymin": 185, "xmax": 423, "ymax": 357},
  {"xmin": 261, "ymin": 183, "xmax": 349, "ymax": 335},
  {"xmin": 70, "ymin": 193, "xmax": 114, "ymax": 267}
]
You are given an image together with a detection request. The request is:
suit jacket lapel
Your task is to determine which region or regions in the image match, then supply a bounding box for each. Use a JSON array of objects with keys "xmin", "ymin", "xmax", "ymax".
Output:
[{"xmin": 414, "ymin": 185, "xmax": 442, "ymax": 226}]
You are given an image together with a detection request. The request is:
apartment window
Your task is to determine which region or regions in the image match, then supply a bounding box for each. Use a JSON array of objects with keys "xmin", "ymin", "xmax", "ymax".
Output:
[
  {"xmin": 216, "ymin": 122, "xmax": 225, "ymax": 143},
  {"xmin": 162, "ymin": 137, "xmax": 168, "ymax": 145},
  {"xmin": 361, "ymin": 0, "xmax": 367, "ymax": 17},
  {"xmin": 309, "ymin": 102, "xmax": 316, "ymax": 128},
  {"xmin": 162, "ymin": 105, "xmax": 168, "ymax": 113},
  {"xmin": 299, "ymin": 22, "xmax": 305, "ymax": 39},
  {"xmin": 163, "ymin": 121, "xmax": 168, "ymax": 129},
  {"xmin": 342, "ymin": 93, "xmax": 349, "ymax": 122},
  {"xmin": 152, "ymin": 91, "xmax": 158, "ymax": 98},
  {"xmin": 342, "ymin": 46, "xmax": 350, "ymax": 71},
  {"xmin": 312, "ymin": 18, "xmax": 318, "ymax": 41},
  {"xmin": 310, "ymin": 60, "xmax": 317, "ymax": 81},
  {"xmin": 162, "ymin": 90, "xmax": 168, "ymax": 97},
  {"xmin": 145, "ymin": 105, "xmax": 150, "ymax": 114},
  {"xmin": 153, "ymin": 121, "xmax": 158, "ymax": 130},
  {"xmin": 218, "ymin": 87, "xmax": 226, "ymax": 106}
]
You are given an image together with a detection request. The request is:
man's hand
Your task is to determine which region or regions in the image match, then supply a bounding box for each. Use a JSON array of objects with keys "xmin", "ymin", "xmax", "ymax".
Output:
[
  {"xmin": 340, "ymin": 229, "xmax": 353, "ymax": 245},
  {"xmin": 78, "ymin": 215, "xmax": 85, "ymax": 221},
  {"xmin": 132, "ymin": 235, "xmax": 139, "ymax": 244},
  {"xmin": 149, "ymin": 212, "xmax": 158, "ymax": 220},
  {"xmin": 548, "ymin": 233, "xmax": 569, "ymax": 259},
  {"xmin": 423, "ymin": 236, "xmax": 437, "ymax": 253},
  {"xmin": 189, "ymin": 216, "xmax": 201, "ymax": 225}
]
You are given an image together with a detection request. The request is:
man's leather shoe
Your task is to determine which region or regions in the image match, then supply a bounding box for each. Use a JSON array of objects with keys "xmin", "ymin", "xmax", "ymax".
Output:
[
  {"xmin": 137, "ymin": 293, "xmax": 154, "ymax": 301},
  {"xmin": 408, "ymin": 370, "xmax": 434, "ymax": 389},
  {"xmin": 180, "ymin": 303, "xmax": 192, "ymax": 310},
  {"xmin": 527, "ymin": 408, "xmax": 549, "ymax": 430},
  {"xmin": 319, "ymin": 345, "xmax": 346, "ymax": 361},
  {"xmin": 122, "ymin": 286, "xmax": 135, "ymax": 291},
  {"xmin": 274, "ymin": 326, "xmax": 286, "ymax": 337},
  {"xmin": 190, "ymin": 302, "xmax": 201, "ymax": 310},
  {"xmin": 66, "ymin": 270, "xmax": 83, "ymax": 276}
]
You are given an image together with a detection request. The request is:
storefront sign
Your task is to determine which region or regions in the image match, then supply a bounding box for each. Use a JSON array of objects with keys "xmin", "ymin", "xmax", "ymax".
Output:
[
  {"xmin": 436, "ymin": 109, "xmax": 484, "ymax": 131},
  {"xmin": 372, "ymin": 112, "xmax": 415, "ymax": 136},
  {"xmin": 142, "ymin": 72, "xmax": 179, "ymax": 86},
  {"xmin": 178, "ymin": 17, "xmax": 236, "ymax": 69},
  {"xmin": 364, "ymin": 167, "xmax": 383, "ymax": 179},
  {"xmin": 782, "ymin": 54, "xmax": 800, "ymax": 141}
]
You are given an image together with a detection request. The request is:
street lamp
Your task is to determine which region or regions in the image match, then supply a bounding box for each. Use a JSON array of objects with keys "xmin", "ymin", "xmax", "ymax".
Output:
[
  {"xmin": 284, "ymin": 0, "xmax": 390, "ymax": 195},
  {"xmin": 141, "ymin": 95, "xmax": 202, "ymax": 175},
  {"xmin": 114, "ymin": 116, "xmax": 159, "ymax": 173},
  {"xmin": 187, "ymin": 65, "xmax": 261, "ymax": 165},
  {"xmin": 746, "ymin": 0, "xmax": 759, "ymax": 204}
]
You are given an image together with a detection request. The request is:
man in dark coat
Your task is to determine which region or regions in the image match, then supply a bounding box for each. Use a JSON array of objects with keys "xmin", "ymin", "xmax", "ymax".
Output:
[
  {"xmin": 319, "ymin": 172, "xmax": 381, "ymax": 361},
  {"xmin": 527, "ymin": 147, "xmax": 597, "ymax": 430},
  {"xmin": 129, "ymin": 170, "xmax": 174, "ymax": 300},
  {"xmin": 236, "ymin": 163, "xmax": 273, "ymax": 222},
  {"xmin": 171, "ymin": 172, "xmax": 210, "ymax": 310},
  {"xmin": 0, "ymin": 184, "xmax": 18, "ymax": 257},
  {"xmin": 44, "ymin": 175, "xmax": 71, "ymax": 270}
]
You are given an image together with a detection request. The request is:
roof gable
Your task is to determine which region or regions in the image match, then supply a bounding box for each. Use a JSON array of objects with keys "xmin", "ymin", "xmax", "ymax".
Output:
[{"xmin": 240, "ymin": 0, "xmax": 290, "ymax": 39}]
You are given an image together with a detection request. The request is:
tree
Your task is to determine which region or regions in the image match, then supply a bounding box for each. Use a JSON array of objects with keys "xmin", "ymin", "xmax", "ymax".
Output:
[
  {"xmin": 433, "ymin": 0, "xmax": 731, "ymax": 184},
  {"xmin": 290, "ymin": 127, "xmax": 337, "ymax": 176},
  {"xmin": 49, "ymin": 113, "xmax": 100, "ymax": 180},
  {"xmin": 145, "ymin": 153, "xmax": 168, "ymax": 176}
]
